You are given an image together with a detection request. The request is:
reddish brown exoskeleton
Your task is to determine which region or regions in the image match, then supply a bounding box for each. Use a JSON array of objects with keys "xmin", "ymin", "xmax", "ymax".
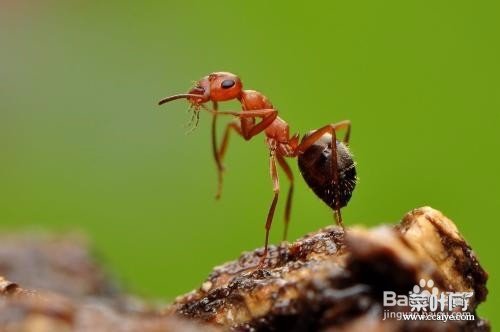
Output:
[{"xmin": 159, "ymin": 72, "xmax": 357, "ymax": 265}]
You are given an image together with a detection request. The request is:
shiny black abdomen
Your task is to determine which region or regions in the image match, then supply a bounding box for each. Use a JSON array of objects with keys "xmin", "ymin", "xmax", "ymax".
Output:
[{"xmin": 297, "ymin": 133, "xmax": 357, "ymax": 210}]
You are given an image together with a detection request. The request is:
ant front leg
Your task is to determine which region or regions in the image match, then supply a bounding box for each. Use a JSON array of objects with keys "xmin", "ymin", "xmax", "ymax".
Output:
[
  {"xmin": 214, "ymin": 119, "xmax": 243, "ymax": 199},
  {"xmin": 210, "ymin": 102, "xmax": 225, "ymax": 200},
  {"xmin": 211, "ymin": 108, "xmax": 277, "ymax": 200},
  {"xmin": 297, "ymin": 120, "xmax": 351, "ymax": 228},
  {"xmin": 205, "ymin": 103, "xmax": 274, "ymax": 200},
  {"xmin": 215, "ymin": 109, "xmax": 278, "ymax": 140}
]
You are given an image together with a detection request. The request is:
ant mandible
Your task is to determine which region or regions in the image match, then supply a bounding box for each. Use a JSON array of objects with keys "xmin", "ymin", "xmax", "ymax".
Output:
[{"xmin": 159, "ymin": 72, "xmax": 357, "ymax": 264}]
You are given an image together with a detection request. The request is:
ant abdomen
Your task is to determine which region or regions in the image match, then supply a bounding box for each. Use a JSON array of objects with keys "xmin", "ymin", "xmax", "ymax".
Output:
[{"xmin": 298, "ymin": 133, "xmax": 357, "ymax": 210}]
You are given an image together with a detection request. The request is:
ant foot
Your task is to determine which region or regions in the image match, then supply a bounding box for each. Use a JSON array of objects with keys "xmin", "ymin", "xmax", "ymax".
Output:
[
  {"xmin": 257, "ymin": 258, "xmax": 267, "ymax": 270},
  {"xmin": 257, "ymin": 248, "xmax": 269, "ymax": 269}
]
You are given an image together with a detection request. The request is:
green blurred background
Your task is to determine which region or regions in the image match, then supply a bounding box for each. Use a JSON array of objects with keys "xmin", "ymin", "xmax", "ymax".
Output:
[{"xmin": 1, "ymin": 0, "xmax": 498, "ymax": 325}]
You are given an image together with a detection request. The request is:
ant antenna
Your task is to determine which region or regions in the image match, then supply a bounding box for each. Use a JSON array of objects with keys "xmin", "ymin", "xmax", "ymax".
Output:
[{"xmin": 158, "ymin": 94, "xmax": 203, "ymax": 105}]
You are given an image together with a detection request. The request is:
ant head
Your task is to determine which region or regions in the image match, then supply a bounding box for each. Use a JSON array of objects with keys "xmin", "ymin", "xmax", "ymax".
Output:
[
  {"xmin": 205, "ymin": 72, "xmax": 243, "ymax": 102},
  {"xmin": 158, "ymin": 72, "xmax": 243, "ymax": 107}
]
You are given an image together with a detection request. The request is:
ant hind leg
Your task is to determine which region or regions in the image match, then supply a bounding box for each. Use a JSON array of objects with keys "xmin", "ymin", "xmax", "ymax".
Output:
[{"xmin": 297, "ymin": 121, "xmax": 351, "ymax": 229}]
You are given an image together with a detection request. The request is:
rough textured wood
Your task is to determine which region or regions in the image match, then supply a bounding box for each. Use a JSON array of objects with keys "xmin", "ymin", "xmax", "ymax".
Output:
[
  {"xmin": 0, "ymin": 207, "xmax": 489, "ymax": 331},
  {"xmin": 0, "ymin": 234, "xmax": 221, "ymax": 332},
  {"xmin": 170, "ymin": 207, "xmax": 489, "ymax": 331}
]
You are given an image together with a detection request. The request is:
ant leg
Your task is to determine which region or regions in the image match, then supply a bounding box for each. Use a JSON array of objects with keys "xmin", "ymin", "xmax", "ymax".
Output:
[
  {"xmin": 210, "ymin": 102, "xmax": 224, "ymax": 200},
  {"xmin": 297, "ymin": 121, "xmax": 351, "ymax": 229},
  {"xmin": 276, "ymin": 154, "xmax": 294, "ymax": 241},
  {"xmin": 337, "ymin": 120, "xmax": 351, "ymax": 145},
  {"xmin": 214, "ymin": 120, "xmax": 243, "ymax": 199},
  {"xmin": 243, "ymin": 109, "xmax": 278, "ymax": 139},
  {"xmin": 219, "ymin": 120, "xmax": 243, "ymax": 159},
  {"xmin": 334, "ymin": 209, "xmax": 344, "ymax": 228},
  {"xmin": 215, "ymin": 109, "xmax": 278, "ymax": 140},
  {"xmin": 210, "ymin": 107, "xmax": 277, "ymax": 200},
  {"xmin": 260, "ymin": 150, "xmax": 280, "ymax": 267}
]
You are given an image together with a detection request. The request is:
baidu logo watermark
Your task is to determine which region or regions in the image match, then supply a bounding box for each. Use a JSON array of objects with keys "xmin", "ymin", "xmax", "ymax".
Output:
[{"xmin": 382, "ymin": 279, "xmax": 475, "ymax": 322}]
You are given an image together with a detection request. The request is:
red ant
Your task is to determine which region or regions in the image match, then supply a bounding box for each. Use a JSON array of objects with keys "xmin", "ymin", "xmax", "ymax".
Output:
[{"xmin": 159, "ymin": 72, "xmax": 357, "ymax": 265}]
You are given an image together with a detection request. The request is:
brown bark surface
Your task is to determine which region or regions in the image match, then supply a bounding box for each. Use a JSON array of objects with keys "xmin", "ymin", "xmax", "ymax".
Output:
[
  {"xmin": 171, "ymin": 207, "xmax": 489, "ymax": 331},
  {"xmin": 0, "ymin": 207, "xmax": 489, "ymax": 331}
]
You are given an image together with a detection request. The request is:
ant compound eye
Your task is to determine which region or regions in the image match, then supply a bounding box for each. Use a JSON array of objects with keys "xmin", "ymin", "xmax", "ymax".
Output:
[{"xmin": 221, "ymin": 79, "xmax": 235, "ymax": 89}]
